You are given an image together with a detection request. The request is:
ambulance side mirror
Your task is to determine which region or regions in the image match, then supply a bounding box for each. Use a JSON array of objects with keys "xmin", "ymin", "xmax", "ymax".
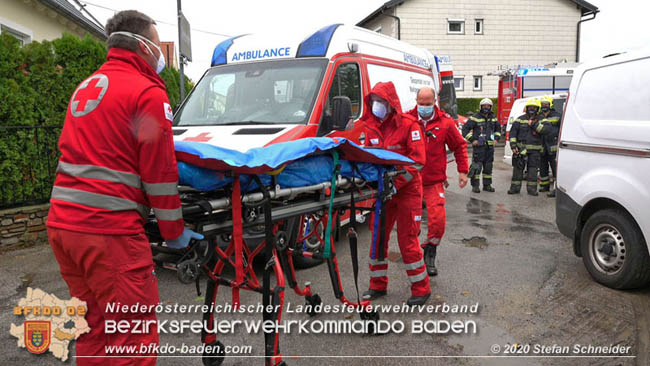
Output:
[{"xmin": 331, "ymin": 96, "xmax": 353, "ymax": 131}]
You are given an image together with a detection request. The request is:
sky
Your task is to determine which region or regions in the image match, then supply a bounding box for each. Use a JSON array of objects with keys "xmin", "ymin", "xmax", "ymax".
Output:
[{"xmin": 76, "ymin": 0, "xmax": 650, "ymax": 82}]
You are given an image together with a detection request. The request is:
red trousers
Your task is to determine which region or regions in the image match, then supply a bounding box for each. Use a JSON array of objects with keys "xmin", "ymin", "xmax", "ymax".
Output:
[
  {"xmin": 368, "ymin": 183, "xmax": 430, "ymax": 297},
  {"xmin": 48, "ymin": 228, "xmax": 159, "ymax": 366},
  {"xmin": 422, "ymin": 183, "xmax": 446, "ymax": 247}
]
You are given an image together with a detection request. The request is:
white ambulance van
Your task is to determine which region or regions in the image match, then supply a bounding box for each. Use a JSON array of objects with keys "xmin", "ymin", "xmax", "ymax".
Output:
[
  {"xmin": 556, "ymin": 49, "xmax": 650, "ymax": 289},
  {"xmin": 172, "ymin": 24, "xmax": 442, "ymax": 266}
]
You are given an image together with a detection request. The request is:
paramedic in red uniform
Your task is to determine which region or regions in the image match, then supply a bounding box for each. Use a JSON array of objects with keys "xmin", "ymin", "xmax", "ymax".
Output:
[
  {"xmin": 358, "ymin": 81, "xmax": 431, "ymax": 306},
  {"xmin": 46, "ymin": 10, "xmax": 202, "ymax": 365},
  {"xmin": 407, "ymin": 87, "xmax": 469, "ymax": 276}
]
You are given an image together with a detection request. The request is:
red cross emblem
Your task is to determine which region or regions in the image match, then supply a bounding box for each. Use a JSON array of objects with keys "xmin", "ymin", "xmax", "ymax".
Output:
[
  {"xmin": 183, "ymin": 132, "xmax": 213, "ymax": 142},
  {"xmin": 71, "ymin": 74, "xmax": 108, "ymax": 117}
]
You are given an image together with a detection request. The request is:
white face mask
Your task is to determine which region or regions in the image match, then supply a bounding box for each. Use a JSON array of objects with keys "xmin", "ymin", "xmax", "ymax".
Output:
[
  {"xmin": 110, "ymin": 31, "xmax": 165, "ymax": 74},
  {"xmin": 372, "ymin": 100, "xmax": 388, "ymax": 120}
]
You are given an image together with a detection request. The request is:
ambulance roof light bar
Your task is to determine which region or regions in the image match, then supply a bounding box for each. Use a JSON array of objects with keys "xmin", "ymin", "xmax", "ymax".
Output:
[
  {"xmin": 211, "ymin": 35, "xmax": 245, "ymax": 67},
  {"xmin": 296, "ymin": 24, "xmax": 342, "ymax": 58}
]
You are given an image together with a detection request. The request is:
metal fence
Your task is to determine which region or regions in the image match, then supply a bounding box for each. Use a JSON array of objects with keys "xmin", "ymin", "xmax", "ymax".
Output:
[{"xmin": 0, "ymin": 126, "xmax": 62, "ymax": 209}]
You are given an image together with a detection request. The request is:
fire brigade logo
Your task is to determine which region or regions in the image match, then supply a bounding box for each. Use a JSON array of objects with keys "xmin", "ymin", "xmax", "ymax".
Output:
[
  {"xmin": 25, "ymin": 320, "xmax": 51, "ymax": 354},
  {"xmin": 70, "ymin": 74, "xmax": 109, "ymax": 117}
]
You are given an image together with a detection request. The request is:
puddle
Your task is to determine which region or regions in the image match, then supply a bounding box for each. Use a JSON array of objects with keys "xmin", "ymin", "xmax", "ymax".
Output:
[
  {"xmin": 387, "ymin": 251, "xmax": 401, "ymax": 262},
  {"xmin": 462, "ymin": 236, "xmax": 488, "ymax": 249}
]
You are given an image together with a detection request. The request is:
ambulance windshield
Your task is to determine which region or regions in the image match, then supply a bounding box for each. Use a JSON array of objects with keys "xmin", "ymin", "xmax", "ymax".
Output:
[{"xmin": 175, "ymin": 59, "xmax": 328, "ymax": 126}]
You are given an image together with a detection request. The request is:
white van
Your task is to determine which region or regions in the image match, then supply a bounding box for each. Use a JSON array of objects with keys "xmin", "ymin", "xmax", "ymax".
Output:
[
  {"xmin": 503, "ymin": 94, "xmax": 567, "ymax": 165},
  {"xmin": 556, "ymin": 49, "xmax": 650, "ymax": 289},
  {"xmin": 172, "ymin": 24, "xmax": 443, "ymax": 266}
]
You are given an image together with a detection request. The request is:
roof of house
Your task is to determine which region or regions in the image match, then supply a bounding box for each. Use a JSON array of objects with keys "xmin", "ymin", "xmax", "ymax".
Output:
[
  {"xmin": 37, "ymin": 0, "xmax": 107, "ymax": 40},
  {"xmin": 356, "ymin": 0, "xmax": 599, "ymax": 27}
]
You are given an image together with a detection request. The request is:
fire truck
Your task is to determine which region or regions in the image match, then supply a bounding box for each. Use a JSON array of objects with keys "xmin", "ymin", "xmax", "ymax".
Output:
[{"xmin": 495, "ymin": 64, "xmax": 577, "ymax": 125}]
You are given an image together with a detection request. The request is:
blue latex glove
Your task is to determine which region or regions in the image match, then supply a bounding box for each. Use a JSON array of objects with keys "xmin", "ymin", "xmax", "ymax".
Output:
[{"xmin": 166, "ymin": 228, "xmax": 204, "ymax": 249}]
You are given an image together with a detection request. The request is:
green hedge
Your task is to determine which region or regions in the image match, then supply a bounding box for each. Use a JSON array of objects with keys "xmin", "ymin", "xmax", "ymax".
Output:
[
  {"xmin": 0, "ymin": 33, "xmax": 192, "ymax": 207},
  {"xmin": 457, "ymin": 98, "xmax": 498, "ymax": 117}
]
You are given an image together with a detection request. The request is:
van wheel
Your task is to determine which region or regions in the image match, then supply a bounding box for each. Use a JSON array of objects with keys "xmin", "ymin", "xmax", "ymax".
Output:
[{"xmin": 580, "ymin": 209, "xmax": 650, "ymax": 289}]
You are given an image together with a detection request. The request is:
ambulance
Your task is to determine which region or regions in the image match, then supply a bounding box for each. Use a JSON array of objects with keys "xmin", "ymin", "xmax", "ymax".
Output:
[{"xmin": 172, "ymin": 24, "xmax": 442, "ymax": 266}]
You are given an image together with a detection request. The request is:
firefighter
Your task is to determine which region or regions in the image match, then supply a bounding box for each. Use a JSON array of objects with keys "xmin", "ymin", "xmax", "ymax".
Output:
[
  {"xmin": 46, "ymin": 11, "xmax": 202, "ymax": 365},
  {"xmin": 462, "ymin": 98, "xmax": 501, "ymax": 193},
  {"xmin": 358, "ymin": 81, "xmax": 431, "ymax": 306},
  {"xmin": 406, "ymin": 87, "xmax": 469, "ymax": 276},
  {"xmin": 507, "ymin": 98, "xmax": 548, "ymax": 196},
  {"xmin": 539, "ymin": 96, "xmax": 562, "ymax": 197}
]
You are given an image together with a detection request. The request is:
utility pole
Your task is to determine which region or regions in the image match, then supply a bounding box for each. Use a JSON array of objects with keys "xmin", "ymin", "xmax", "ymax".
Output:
[{"xmin": 177, "ymin": 0, "xmax": 185, "ymax": 101}]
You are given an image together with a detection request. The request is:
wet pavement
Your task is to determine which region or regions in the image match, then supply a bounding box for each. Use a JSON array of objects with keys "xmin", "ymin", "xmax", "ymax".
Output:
[{"xmin": 1, "ymin": 147, "xmax": 649, "ymax": 365}]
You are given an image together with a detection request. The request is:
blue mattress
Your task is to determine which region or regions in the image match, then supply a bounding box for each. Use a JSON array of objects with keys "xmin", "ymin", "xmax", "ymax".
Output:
[{"xmin": 175, "ymin": 137, "xmax": 412, "ymax": 193}]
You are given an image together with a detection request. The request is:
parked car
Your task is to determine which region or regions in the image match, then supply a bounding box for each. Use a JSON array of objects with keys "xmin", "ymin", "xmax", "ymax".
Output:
[
  {"xmin": 503, "ymin": 93, "xmax": 567, "ymax": 165},
  {"xmin": 556, "ymin": 49, "xmax": 650, "ymax": 289}
]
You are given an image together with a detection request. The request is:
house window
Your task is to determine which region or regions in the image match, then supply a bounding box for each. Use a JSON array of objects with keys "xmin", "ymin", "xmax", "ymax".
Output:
[
  {"xmin": 473, "ymin": 76, "xmax": 482, "ymax": 91},
  {"xmin": 447, "ymin": 19, "xmax": 464, "ymax": 34},
  {"xmin": 475, "ymin": 19, "xmax": 483, "ymax": 34},
  {"xmin": 454, "ymin": 76, "xmax": 464, "ymax": 91},
  {"xmin": 1, "ymin": 24, "xmax": 31, "ymax": 46}
]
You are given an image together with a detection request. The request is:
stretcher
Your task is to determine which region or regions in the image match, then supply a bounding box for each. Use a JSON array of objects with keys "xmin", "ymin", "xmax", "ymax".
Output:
[{"xmin": 146, "ymin": 137, "xmax": 412, "ymax": 366}]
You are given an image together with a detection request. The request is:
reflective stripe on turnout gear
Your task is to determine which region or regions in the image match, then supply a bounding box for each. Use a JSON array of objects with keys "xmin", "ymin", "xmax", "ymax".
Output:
[
  {"xmin": 408, "ymin": 271, "xmax": 427, "ymax": 283},
  {"xmin": 370, "ymin": 270, "xmax": 387, "ymax": 278},
  {"xmin": 57, "ymin": 161, "xmax": 179, "ymax": 196},
  {"xmin": 404, "ymin": 258, "xmax": 424, "ymax": 270},
  {"xmin": 51, "ymin": 186, "xmax": 150, "ymax": 218},
  {"xmin": 369, "ymin": 258, "xmax": 389, "ymax": 266},
  {"xmin": 152, "ymin": 207, "xmax": 183, "ymax": 221}
]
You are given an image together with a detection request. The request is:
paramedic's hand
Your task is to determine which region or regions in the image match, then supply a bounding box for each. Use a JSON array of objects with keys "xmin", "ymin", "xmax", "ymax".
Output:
[
  {"xmin": 166, "ymin": 228, "xmax": 204, "ymax": 249},
  {"xmin": 472, "ymin": 140, "xmax": 479, "ymax": 147},
  {"xmin": 459, "ymin": 173, "xmax": 468, "ymax": 189}
]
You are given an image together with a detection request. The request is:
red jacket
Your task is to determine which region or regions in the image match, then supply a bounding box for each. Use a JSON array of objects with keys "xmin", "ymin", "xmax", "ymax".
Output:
[
  {"xmin": 47, "ymin": 48, "xmax": 184, "ymax": 239},
  {"xmin": 356, "ymin": 82, "xmax": 426, "ymax": 191},
  {"xmin": 407, "ymin": 106, "xmax": 468, "ymax": 185}
]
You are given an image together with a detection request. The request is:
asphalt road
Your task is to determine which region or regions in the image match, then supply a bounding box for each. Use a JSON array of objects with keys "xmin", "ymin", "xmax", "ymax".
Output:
[{"xmin": 1, "ymin": 146, "xmax": 649, "ymax": 366}]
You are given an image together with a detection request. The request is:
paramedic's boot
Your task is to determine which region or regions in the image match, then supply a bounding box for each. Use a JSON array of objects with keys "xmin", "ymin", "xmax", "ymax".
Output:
[
  {"xmin": 539, "ymin": 185, "xmax": 550, "ymax": 192},
  {"xmin": 483, "ymin": 185, "xmax": 495, "ymax": 192},
  {"xmin": 424, "ymin": 245, "xmax": 438, "ymax": 276},
  {"xmin": 527, "ymin": 187, "xmax": 538, "ymax": 196},
  {"xmin": 407, "ymin": 292, "xmax": 431, "ymax": 306},
  {"xmin": 472, "ymin": 185, "xmax": 481, "ymax": 193},
  {"xmin": 362, "ymin": 289, "xmax": 386, "ymax": 300},
  {"xmin": 548, "ymin": 190, "xmax": 556, "ymax": 198},
  {"xmin": 507, "ymin": 184, "xmax": 521, "ymax": 195}
]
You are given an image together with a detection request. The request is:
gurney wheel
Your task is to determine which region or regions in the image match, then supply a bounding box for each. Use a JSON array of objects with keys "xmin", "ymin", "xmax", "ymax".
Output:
[
  {"xmin": 177, "ymin": 260, "xmax": 200, "ymax": 284},
  {"xmin": 305, "ymin": 294, "xmax": 322, "ymax": 317},
  {"xmin": 202, "ymin": 341, "xmax": 225, "ymax": 366}
]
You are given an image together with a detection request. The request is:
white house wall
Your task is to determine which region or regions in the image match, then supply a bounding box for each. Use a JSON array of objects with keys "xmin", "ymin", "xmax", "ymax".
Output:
[{"xmin": 389, "ymin": 0, "xmax": 581, "ymax": 98}]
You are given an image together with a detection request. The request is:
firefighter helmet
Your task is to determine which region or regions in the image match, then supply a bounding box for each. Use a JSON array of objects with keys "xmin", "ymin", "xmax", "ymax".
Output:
[
  {"xmin": 479, "ymin": 98, "xmax": 493, "ymax": 107},
  {"xmin": 525, "ymin": 98, "xmax": 541, "ymax": 109},
  {"xmin": 540, "ymin": 95, "xmax": 553, "ymax": 108}
]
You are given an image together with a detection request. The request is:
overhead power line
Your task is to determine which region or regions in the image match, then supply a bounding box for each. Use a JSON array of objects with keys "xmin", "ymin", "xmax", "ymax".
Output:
[{"xmin": 76, "ymin": 0, "xmax": 232, "ymax": 38}]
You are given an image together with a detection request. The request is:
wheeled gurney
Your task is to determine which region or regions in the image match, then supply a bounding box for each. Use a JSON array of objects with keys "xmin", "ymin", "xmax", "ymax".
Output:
[{"xmin": 146, "ymin": 137, "xmax": 413, "ymax": 366}]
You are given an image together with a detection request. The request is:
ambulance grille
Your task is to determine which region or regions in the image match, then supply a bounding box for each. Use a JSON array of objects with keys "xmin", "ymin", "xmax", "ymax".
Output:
[{"xmin": 232, "ymin": 128, "xmax": 284, "ymax": 135}]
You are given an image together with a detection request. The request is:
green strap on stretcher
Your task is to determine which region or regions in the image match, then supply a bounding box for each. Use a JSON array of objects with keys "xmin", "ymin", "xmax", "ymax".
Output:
[{"xmin": 323, "ymin": 150, "xmax": 340, "ymax": 259}]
